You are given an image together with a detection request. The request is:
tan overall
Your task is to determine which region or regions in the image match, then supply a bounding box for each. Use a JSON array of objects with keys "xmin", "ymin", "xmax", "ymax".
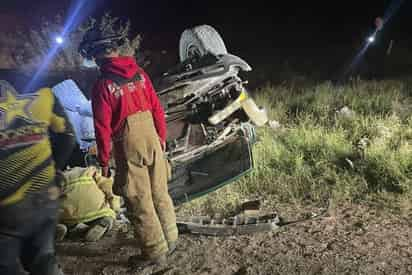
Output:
[{"xmin": 113, "ymin": 111, "xmax": 178, "ymax": 260}]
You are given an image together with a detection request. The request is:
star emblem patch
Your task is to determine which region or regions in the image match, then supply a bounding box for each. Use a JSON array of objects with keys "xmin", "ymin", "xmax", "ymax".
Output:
[{"xmin": 0, "ymin": 81, "xmax": 36, "ymax": 129}]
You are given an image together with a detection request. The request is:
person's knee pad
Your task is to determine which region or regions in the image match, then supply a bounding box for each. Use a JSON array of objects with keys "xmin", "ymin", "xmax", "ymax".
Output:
[{"xmin": 29, "ymin": 253, "xmax": 64, "ymax": 275}]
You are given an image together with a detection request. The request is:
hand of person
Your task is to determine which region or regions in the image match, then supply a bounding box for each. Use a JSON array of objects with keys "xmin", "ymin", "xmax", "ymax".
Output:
[
  {"xmin": 109, "ymin": 197, "xmax": 121, "ymax": 213},
  {"xmin": 160, "ymin": 139, "xmax": 166, "ymax": 152},
  {"xmin": 55, "ymin": 169, "xmax": 66, "ymax": 188},
  {"xmin": 101, "ymin": 166, "xmax": 111, "ymax": 178}
]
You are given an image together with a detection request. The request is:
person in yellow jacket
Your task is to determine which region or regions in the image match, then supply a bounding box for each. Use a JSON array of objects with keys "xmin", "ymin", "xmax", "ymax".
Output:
[
  {"xmin": 0, "ymin": 80, "xmax": 75, "ymax": 275},
  {"xmin": 56, "ymin": 166, "xmax": 122, "ymax": 242}
]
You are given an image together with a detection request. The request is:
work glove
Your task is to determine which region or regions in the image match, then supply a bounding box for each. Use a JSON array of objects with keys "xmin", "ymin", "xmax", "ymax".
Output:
[
  {"xmin": 101, "ymin": 166, "xmax": 111, "ymax": 178},
  {"xmin": 55, "ymin": 170, "xmax": 67, "ymax": 189},
  {"xmin": 160, "ymin": 138, "xmax": 166, "ymax": 152},
  {"xmin": 109, "ymin": 196, "xmax": 122, "ymax": 213}
]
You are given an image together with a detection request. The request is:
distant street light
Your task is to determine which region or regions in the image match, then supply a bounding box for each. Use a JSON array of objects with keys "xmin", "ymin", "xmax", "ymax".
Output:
[{"xmin": 368, "ymin": 36, "xmax": 375, "ymax": 43}]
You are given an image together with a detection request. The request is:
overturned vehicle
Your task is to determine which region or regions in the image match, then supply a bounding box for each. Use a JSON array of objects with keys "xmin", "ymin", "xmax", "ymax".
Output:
[
  {"xmin": 155, "ymin": 26, "xmax": 268, "ymax": 204},
  {"xmin": 2, "ymin": 25, "xmax": 268, "ymax": 205}
]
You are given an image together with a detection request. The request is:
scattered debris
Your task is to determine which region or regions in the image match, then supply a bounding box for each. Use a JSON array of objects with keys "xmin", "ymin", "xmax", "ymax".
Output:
[
  {"xmin": 345, "ymin": 158, "xmax": 355, "ymax": 169},
  {"xmin": 336, "ymin": 106, "xmax": 355, "ymax": 119},
  {"xmin": 240, "ymin": 199, "xmax": 261, "ymax": 217},
  {"xmin": 268, "ymin": 120, "xmax": 281, "ymax": 130},
  {"xmin": 176, "ymin": 213, "xmax": 281, "ymax": 236},
  {"xmin": 356, "ymin": 137, "xmax": 370, "ymax": 151},
  {"xmin": 176, "ymin": 199, "xmax": 281, "ymax": 236}
]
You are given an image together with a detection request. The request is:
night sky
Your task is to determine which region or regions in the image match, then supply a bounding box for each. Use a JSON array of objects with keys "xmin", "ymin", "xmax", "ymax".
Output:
[
  {"xmin": 2, "ymin": 1, "xmax": 411, "ymax": 42},
  {"xmin": 1, "ymin": 0, "xmax": 412, "ymax": 77}
]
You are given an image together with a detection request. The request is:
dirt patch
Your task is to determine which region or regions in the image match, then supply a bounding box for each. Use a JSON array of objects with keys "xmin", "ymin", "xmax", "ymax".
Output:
[{"xmin": 57, "ymin": 203, "xmax": 412, "ymax": 275}]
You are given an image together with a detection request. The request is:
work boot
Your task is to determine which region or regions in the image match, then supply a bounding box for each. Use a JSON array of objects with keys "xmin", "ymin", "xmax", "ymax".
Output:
[
  {"xmin": 128, "ymin": 254, "xmax": 167, "ymax": 270},
  {"xmin": 84, "ymin": 217, "xmax": 114, "ymax": 242},
  {"xmin": 55, "ymin": 224, "xmax": 68, "ymax": 242},
  {"xmin": 168, "ymin": 241, "xmax": 177, "ymax": 256}
]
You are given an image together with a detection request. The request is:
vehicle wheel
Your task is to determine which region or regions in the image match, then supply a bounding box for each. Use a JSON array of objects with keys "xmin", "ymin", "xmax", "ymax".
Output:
[{"xmin": 179, "ymin": 25, "xmax": 228, "ymax": 62}]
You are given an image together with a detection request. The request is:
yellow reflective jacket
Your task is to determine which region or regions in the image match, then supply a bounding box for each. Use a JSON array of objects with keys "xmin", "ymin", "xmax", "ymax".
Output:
[{"xmin": 59, "ymin": 166, "xmax": 121, "ymax": 225}]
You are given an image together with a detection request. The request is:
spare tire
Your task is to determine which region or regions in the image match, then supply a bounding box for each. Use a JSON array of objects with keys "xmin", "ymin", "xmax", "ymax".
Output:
[{"xmin": 179, "ymin": 25, "xmax": 228, "ymax": 62}]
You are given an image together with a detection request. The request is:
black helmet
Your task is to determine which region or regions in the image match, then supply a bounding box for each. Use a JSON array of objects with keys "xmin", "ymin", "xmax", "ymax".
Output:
[{"xmin": 79, "ymin": 21, "xmax": 127, "ymax": 59}]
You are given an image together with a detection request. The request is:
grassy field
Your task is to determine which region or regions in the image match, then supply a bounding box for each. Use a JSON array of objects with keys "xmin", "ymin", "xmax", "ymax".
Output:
[{"xmin": 180, "ymin": 78, "xmax": 412, "ymax": 217}]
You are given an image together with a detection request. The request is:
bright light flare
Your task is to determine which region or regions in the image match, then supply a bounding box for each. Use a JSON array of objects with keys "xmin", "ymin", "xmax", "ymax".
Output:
[
  {"xmin": 339, "ymin": 0, "xmax": 405, "ymax": 81},
  {"xmin": 24, "ymin": 0, "xmax": 89, "ymax": 93},
  {"xmin": 55, "ymin": 36, "xmax": 64, "ymax": 45}
]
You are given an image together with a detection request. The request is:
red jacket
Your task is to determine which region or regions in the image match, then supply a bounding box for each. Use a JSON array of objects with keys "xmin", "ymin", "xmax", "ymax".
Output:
[{"xmin": 91, "ymin": 56, "xmax": 167, "ymax": 167}]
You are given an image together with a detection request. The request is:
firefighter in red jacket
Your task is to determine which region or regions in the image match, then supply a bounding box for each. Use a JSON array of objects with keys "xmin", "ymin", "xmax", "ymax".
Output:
[{"xmin": 79, "ymin": 22, "xmax": 178, "ymax": 268}]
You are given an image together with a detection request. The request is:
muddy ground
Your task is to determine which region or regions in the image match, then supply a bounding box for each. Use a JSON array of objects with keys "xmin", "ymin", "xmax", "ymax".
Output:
[{"xmin": 57, "ymin": 203, "xmax": 412, "ymax": 275}]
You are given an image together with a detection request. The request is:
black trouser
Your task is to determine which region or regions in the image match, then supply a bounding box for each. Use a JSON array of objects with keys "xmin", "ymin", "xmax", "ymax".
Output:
[{"xmin": 0, "ymin": 186, "xmax": 62, "ymax": 275}]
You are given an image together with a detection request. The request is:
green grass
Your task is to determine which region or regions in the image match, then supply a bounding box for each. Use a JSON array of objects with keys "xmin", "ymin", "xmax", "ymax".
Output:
[{"xmin": 178, "ymin": 79, "xmax": 412, "ymax": 217}]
